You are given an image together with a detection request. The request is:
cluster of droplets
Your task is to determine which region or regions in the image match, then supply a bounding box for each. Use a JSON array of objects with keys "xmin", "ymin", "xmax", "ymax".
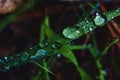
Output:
[
  {"xmin": 103, "ymin": 7, "xmax": 120, "ymax": 21},
  {"xmin": 0, "ymin": 40, "xmax": 62, "ymax": 71},
  {"xmin": 63, "ymin": 18, "xmax": 97, "ymax": 40},
  {"xmin": 63, "ymin": 8, "xmax": 120, "ymax": 40}
]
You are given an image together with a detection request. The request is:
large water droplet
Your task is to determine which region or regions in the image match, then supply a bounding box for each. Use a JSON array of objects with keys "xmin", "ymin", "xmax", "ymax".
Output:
[
  {"xmin": 51, "ymin": 42, "xmax": 61, "ymax": 49},
  {"xmin": 35, "ymin": 49, "xmax": 46, "ymax": 58},
  {"xmin": 63, "ymin": 27, "xmax": 81, "ymax": 39},
  {"xmin": 39, "ymin": 40, "xmax": 49, "ymax": 48},
  {"xmin": 93, "ymin": 13, "xmax": 106, "ymax": 26}
]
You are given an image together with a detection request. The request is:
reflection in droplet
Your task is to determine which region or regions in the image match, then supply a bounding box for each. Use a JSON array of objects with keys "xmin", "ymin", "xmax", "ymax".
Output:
[
  {"xmin": 52, "ymin": 42, "xmax": 62, "ymax": 49},
  {"xmin": 39, "ymin": 40, "xmax": 49, "ymax": 48}
]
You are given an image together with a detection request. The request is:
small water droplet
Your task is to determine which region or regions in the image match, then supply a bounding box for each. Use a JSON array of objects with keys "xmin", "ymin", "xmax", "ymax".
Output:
[
  {"xmin": 21, "ymin": 52, "xmax": 29, "ymax": 62},
  {"xmin": 86, "ymin": 20, "xmax": 89, "ymax": 23},
  {"xmin": 57, "ymin": 54, "xmax": 61, "ymax": 58},
  {"xmin": 89, "ymin": 28, "xmax": 93, "ymax": 31},
  {"xmin": 13, "ymin": 61, "xmax": 19, "ymax": 66},
  {"xmin": 4, "ymin": 57, "xmax": 8, "ymax": 62},
  {"xmin": 76, "ymin": 24, "xmax": 79, "ymax": 26},
  {"xmin": 51, "ymin": 42, "xmax": 62, "ymax": 49},
  {"xmin": 93, "ymin": 14, "xmax": 106, "ymax": 26},
  {"xmin": 83, "ymin": 26, "xmax": 86, "ymax": 29},
  {"xmin": 76, "ymin": 30, "xmax": 80, "ymax": 34},
  {"xmin": 30, "ymin": 55, "xmax": 36, "ymax": 60},
  {"xmin": 39, "ymin": 40, "xmax": 49, "ymax": 48},
  {"xmin": 4, "ymin": 66, "xmax": 10, "ymax": 70},
  {"xmin": 35, "ymin": 49, "xmax": 46, "ymax": 57}
]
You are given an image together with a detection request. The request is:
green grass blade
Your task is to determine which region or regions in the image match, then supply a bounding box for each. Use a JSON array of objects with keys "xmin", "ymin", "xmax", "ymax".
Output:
[
  {"xmin": 59, "ymin": 45, "xmax": 78, "ymax": 66},
  {"xmin": 76, "ymin": 66, "xmax": 92, "ymax": 80},
  {"xmin": 33, "ymin": 61, "xmax": 54, "ymax": 75}
]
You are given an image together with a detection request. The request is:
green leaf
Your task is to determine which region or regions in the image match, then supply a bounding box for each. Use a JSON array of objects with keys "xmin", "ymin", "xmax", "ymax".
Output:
[
  {"xmin": 88, "ymin": 36, "xmax": 99, "ymax": 59},
  {"xmin": 59, "ymin": 45, "xmax": 92, "ymax": 80},
  {"xmin": 59, "ymin": 45, "xmax": 78, "ymax": 66},
  {"xmin": 68, "ymin": 45, "xmax": 88, "ymax": 50},
  {"xmin": 44, "ymin": 16, "xmax": 57, "ymax": 39},
  {"xmin": 101, "ymin": 38, "xmax": 118, "ymax": 57},
  {"xmin": 33, "ymin": 61, "xmax": 54, "ymax": 75},
  {"xmin": 76, "ymin": 66, "xmax": 92, "ymax": 80}
]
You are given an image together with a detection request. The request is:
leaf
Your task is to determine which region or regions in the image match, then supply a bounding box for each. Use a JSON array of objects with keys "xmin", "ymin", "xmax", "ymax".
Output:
[
  {"xmin": 76, "ymin": 66, "xmax": 92, "ymax": 80},
  {"xmin": 59, "ymin": 45, "xmax": 78, "ymax": 66},
  {"xmin": 59, "ymin": 45, "xmax": 92, "ymax": 80},
  {"xmin": 88, "ymin": 36, "xmax": 99, "ymax": 59},
  {"xmin": 33, "ymin": 61, "xmax": 54, "ymax": 75},
  {"xmin": 101, "ymin": 38, "xmax": 118, "ymax": 57},
  {"xmin": 68, "ymin": 45, "xmax": 88, "ymax": 50},
  {"xmin": 44, "ymin": 16, "xmax": 57, "ymax": 39}
]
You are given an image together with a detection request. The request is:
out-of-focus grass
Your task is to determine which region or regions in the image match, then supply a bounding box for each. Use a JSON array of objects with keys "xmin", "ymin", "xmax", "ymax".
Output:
[{"xmin": 0, "ymin": 0, "xmax": 35, "ymax": 31}]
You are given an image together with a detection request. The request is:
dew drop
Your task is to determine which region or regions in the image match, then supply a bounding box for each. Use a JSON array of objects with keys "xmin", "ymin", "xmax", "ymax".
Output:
[
  {"xmin": 89, "ymin": 28, "xmax": 93, "ymax": 31},
  {"xmin": 52, "ymin": 42, "xmax": 62, "ymax": 49},
  {"xmin": 21, "ymin": 52, "xmax": 29, "ymax": 62},
  {"xmin": 63, "ymin": 27, "xmax": 81, "ymax": 39},
  {"xmin": 57, "ymin": 54, "xmax": 61, "ymax": 58},
  {"xmin": 35, "ymin": 49, "xmax": 46, "ymax": 57},
  {"xmin": 93, "ymin": 14, "xmax": 106, "ymax": 26},
  {"xmin": 4, "ymin": 66, "xmax": 10, "ymax": 70},
  {"xmin": 13, "ymin": 61, "xmax": 19, "ymax": 66},
  {"xmin": 30, "ymin": 55, "xmax": 36, "ymax": 60},
  {"xmin": 4, "ymin": 57, "xmax": 8, "ymax": 62},
  {"xmin": 39, "ymin": 40, "xmax": 49, "ymax": 48}
]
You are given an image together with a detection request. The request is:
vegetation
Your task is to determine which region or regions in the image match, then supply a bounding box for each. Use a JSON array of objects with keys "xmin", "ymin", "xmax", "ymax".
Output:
[{"xmin": 0, "ymin": 1, "xmax": 120, "ymax": 80}]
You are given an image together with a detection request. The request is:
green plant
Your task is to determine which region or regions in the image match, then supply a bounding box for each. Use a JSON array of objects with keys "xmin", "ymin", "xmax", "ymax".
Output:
[{"xmin": 0, "ymin": 2, "xmax": 120, "ymax": 80}]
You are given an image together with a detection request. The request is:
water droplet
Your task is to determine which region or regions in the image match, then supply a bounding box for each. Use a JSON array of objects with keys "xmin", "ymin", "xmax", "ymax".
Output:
[
  {"xmin": 89, "ymin": 28, "xmax": 93, "ymax": 31},
  {"xmin": 13, "ymin": 61, "xmax": 19, "ymax": 66},
  {"xmin": 4, "ymin": 57, "xmax": 8, "ymax": 62},
  {"xmin": 52, "ymin": 42, "xmax": 62, "ymax": 49},
  {"xmin": 4, "ymin": 66, "xmax": 10, "ymax": 70},
  {"xmin": 83, "ymin": 26, "xmax": 86, "ymax": 29},
  {"xmin": 30, "ymin": 55, "xmax": 36, "ymax": 60},
  {"xmin": 57, "ymin": 54, "xmax": 61, "ymax": 58},
  {"xmin": 21, "ymin": 52, "xmax": 29, "ymax": 62},
  {"xmin": 39, "ymin": 40, "xmax": 49, "ymax": 48},
  {"xmin": 35, "ymin": 49, "xmax": 46, "ymax": 57},
  {"xmin": 93, "ymin": 14, "xmax": 106, "ymax": 26},
  {"xmin": 63, "ymin": 27, "xmax": 80, "ymax": 39}
]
